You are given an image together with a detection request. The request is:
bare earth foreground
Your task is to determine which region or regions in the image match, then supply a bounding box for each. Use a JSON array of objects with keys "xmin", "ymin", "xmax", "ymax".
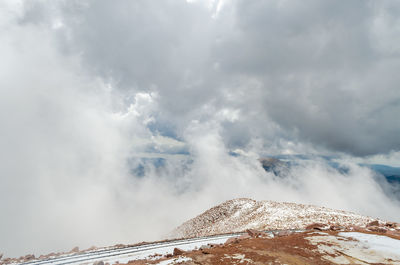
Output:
[
  {"xmin": 2, "ymin": 198, "xmax": 400, "ymax": 264},
  {"xmin": 150, "ymin": 230, "xmax": 400, "ymax": 265}
]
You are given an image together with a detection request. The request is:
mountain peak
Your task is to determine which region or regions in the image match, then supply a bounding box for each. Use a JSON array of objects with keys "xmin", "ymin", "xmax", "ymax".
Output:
[{"xmin": 171, "ymin": 198, "xmax": 379, "ymax": 238}]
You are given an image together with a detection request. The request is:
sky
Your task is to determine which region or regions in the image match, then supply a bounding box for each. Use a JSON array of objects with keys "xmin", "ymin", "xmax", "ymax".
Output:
[{"xmin": 1, "ymin": 0, "xmax": 400, "ymax": 258}]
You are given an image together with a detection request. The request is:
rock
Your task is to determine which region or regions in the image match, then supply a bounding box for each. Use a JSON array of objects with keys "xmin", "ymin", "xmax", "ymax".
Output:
[
  {"xmin": 200, "ymin": 245, "xmax": 211, "ymax": 250},
  {"xmin": 201, "ymin": 249, "xmax": 210, "ymax": 255},
  {"xmin": 165, "ymin": 254, "xmax": 173, "ymax": 258},
  {"xmin": 0, "ymin": 253, "xmax": 3, "ymax": 260},
  {"xmin": 306, "ymin": 223, "xmax": 328, "ymax": 231},
  {"xmin": 225, "ymin": 237, "xmax": 239, "ymax": 244},
  {"xmin": 24, "ymin": 254, "xmax": 35, "ymax": 261},
  {"xmin": 385, "ymin": 222, "xmax": 397, "ymax": 228},
  {"xmin": 93, "ymin": 261, "xmax": 104, "ymax": 265},
  {"xmin": 348, "ymin": 225, "xmax": 366, "ymax": 232},
  {"xmin": 173, "ymin": 248, "xmax": 185, "ymax": 256},
  {"xmin": 368, "ymin": 226, "xmax": 387, "ymax": 233},
  {"xmin": 329, "ymin": 225, "xmax": 344, "ymax": 231},
  {"xmin": 387, "ymin": 230, "xmax": 400, "ymax": 238},
  {"xmin": 246, "ymin": 229, "xmax": 262, "ymax": 237},
  {"xmin": 367, "ymin": 220, "xmax": 379, "ymax": 227},
  {"xmin": 114, "ymin": 244, "xmax": 125, "ymax": 248},
  {"xmin": 71, "ymin": 246, "xmax": 79, "ymax": 253}
]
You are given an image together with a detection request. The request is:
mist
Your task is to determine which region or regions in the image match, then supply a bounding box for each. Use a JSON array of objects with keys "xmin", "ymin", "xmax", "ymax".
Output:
[{"xmin": 1, "ymin": 0, "xmax": 400, "ymax": 258}]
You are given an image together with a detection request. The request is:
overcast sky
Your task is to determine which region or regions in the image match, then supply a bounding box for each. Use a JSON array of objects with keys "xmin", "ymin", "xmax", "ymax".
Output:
[{"xmin": 1, "ymin": 0, "xmax": 400, "ymax": 258}]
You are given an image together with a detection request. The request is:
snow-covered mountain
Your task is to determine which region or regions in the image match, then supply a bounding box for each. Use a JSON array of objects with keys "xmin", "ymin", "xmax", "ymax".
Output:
[{"xmin": 171, "ymin": 198, "xmax": 379, "ymax": 238}]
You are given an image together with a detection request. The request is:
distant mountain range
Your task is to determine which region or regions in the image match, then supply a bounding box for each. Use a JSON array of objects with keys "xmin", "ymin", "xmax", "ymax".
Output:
[
  {"xmin": 260, "ymin": 155, "xmax": 400, "ymax": 184},
  {"xmin": 258, "ymin": 155, "xmax": 400, "ymax": 202},
  {"xmin": 364, "ymin": 164, "xmax": 400, "ymax": 183},
  {"xmin": 129, "ymin": 153, "xmax": 400, "ymax": 188}
]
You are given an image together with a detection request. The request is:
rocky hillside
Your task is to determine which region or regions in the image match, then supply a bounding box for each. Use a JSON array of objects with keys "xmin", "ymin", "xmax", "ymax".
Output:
[{"xmin": 171, "ymin": 198, "xmax": 379, "ymax": 238}]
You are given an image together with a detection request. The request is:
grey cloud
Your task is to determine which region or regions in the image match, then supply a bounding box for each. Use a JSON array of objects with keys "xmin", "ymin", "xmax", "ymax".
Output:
[
  {"xmin": 2, "ymin": 0, "xmax": 400, "ymax": 258},
  {"xmin": 218, "ymin": 0, "xmax": 375, "ymax": 73},
  {"xmin": 44, "ymin": 0, "xmax": 400, "ymax": 156},
  {"xmin": 57, "ymin": 1, "xmax": 212, "ymax": 88},
  {"xmin": 213, "ymin": 0, "xmax": 400, "ymax": 155}
]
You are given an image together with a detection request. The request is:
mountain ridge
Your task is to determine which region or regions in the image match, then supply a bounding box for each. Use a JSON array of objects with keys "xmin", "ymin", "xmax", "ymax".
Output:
[{"xmin": 171, "ymin": 198, "xmax": 379, "ymax": 239}]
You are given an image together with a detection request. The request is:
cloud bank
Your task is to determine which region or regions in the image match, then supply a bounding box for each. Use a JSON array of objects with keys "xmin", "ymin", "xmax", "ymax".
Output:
[{"xmin": 1, "ymin": 0, "xmax": 400, "ymax": 257}]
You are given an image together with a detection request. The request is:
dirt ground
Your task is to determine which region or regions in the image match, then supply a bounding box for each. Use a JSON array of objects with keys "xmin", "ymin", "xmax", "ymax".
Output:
[{"xmin": 124, "ymin": 229, "xmax": 400, "ymax": 265}]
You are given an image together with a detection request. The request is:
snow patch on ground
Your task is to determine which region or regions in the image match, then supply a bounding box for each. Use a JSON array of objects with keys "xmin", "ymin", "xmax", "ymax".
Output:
[
  {"xmin": 339, "ymin": 232, "xmax": 400, "ymax": 257},
  {"xmin": 306, "ymin": 232, "xmax": 400, "ymax": 264},
  {"xmin": 19, "ymin": 234, "xmax": 237, "ymax": 265},
  {"xmin": 93, "ymin": 236, "xmax": 232, "ymax": 265}
]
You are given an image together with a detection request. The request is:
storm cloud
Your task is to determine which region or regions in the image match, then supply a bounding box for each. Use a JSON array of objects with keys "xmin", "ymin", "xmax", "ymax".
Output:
[{"xmin": 38, "ymin": 0, "xmax": 400, "ymax": 156}]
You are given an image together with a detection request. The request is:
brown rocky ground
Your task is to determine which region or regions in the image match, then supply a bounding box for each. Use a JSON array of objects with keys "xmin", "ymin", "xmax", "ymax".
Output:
[{"xmin": 124, "ymin": 223, "xmax": 400, "ymax": 265}]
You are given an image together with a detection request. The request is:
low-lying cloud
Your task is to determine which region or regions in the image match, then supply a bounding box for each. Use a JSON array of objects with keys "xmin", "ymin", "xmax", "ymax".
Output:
[{"xmin": 1, "ymin": 0, "xmax": 400, "ymax": 258}]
